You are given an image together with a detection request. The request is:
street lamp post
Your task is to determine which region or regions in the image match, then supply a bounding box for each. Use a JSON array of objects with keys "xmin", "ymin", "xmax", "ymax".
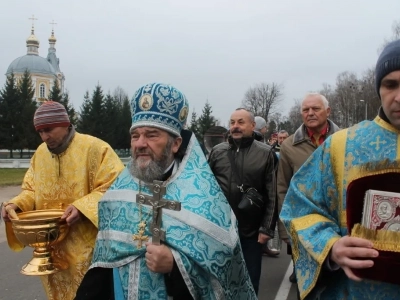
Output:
[{"xmin": 360, "ymin": 99, "xmax": 367, "ymax": 120}]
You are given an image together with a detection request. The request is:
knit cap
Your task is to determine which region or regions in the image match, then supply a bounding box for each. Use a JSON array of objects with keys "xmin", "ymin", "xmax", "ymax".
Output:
[
  {"xmin": 375, "ymin": 39, "xmax": 400, "ymax": 96},
  {"xmin": 33, "ymin": 101, "xmax": 70, "ymax": 130},
  {"xmin": 254, "ymin": 116, "xmax": 267, "ymax": 131}
]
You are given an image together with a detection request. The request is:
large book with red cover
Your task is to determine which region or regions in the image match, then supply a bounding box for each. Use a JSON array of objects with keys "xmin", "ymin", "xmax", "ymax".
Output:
[
  {"xmin": 347, "ymin": 174, "xmax": 400, "ymax": 286},
  {"xmin": 361, "ymin": 189, "xmax": 400, "ymax": 232}
]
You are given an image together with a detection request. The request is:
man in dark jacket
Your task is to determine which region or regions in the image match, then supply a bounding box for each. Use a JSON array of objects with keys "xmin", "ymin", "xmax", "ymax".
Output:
[{"xmin": 208, "ymin": 108, "xmax": 277, "ymax": 295}]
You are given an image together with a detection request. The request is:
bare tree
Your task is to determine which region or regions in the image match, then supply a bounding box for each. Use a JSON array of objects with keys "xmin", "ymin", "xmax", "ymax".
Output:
[
  {"xmin": 242, "ymin": 82, "xmax": 283, "ymax": 122},
  {"xmin": 318, "ymin": 83, "xmax": 343, "ymax": 127},
  {"xmin": 269, "ymin": 112, "xmax": 283, "ymax": 130},
  {"xmin": 286, "ymin": 99, "xmax": 303, "ymax": 133},
  {"xmin": 380, "ymin": 20, "xmax": 400, "ymax": 52},
  {"xmin": 332, "ymin": 72, "xmax": 360, "ymax": 127},
  {"xmin": 360, "ymin": 68, "xmax": 380, "ymax": 118},
  {"xmin": 113, "ymin": 86, "xmax": 129, "ymax": 105},
  {"xmin": 280, "ymin": 20, "xmax": 395, "ymax": 129}
]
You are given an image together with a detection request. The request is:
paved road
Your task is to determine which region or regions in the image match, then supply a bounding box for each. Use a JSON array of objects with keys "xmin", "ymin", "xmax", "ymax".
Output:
[{"xmin": 0, "ymin": 185, "xmax": 298, "ymax": 300}]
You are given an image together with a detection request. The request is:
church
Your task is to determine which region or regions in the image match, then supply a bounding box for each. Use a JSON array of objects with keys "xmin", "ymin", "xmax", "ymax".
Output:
[{"xmin": 6, "ymin": 21, "xmax": 65, "ymax": 102}]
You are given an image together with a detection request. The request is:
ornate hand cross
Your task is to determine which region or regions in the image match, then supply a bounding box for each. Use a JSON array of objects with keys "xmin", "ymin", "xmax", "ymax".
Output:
[{"xmin": 136, "ymin": 180, "xmax": 181, "ymax": 245}]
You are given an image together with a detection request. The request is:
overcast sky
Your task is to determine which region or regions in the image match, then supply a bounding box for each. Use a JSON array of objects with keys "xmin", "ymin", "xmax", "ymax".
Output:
[{"xmin": 2, "ymin": 0, "xmax": 400, "ymax": 126}]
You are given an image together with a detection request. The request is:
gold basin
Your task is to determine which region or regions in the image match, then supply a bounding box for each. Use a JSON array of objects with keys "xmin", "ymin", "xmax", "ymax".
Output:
[{"xmin": 11, "ymin": 209, "xmax": 69, "ymax": 276}]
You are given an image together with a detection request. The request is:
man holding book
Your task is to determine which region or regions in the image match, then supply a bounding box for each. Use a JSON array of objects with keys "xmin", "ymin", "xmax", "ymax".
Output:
[{"xmin": 280, "ymin": 40, "xmax": 400, "ymax": 299}]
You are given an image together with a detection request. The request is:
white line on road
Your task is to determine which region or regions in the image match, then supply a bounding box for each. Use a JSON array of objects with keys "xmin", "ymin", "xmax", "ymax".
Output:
[{"xmin": 274, "ymin": 260, "xmax": 294, "ymax": 300}]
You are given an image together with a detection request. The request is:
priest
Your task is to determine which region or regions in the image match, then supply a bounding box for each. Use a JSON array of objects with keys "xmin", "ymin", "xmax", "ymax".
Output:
[{"xmin": 75, "ymin": 83, "xmax": 255, "ymax": 299}]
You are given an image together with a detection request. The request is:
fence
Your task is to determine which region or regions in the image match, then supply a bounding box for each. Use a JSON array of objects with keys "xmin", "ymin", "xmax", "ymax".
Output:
[{"xmin": 0, "ymin": 157, "xmax": 131, "ymax": 168}]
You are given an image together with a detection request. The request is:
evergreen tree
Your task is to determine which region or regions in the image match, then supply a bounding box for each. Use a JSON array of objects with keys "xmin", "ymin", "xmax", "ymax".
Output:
[
  {"xmin": 116, "ymin": 96, "xmax": 132, "ymax": 152},
  {"xmin": 60, "ymin": 90, "xmax": 78, "ymax": 125},
  {"xmin": 197, "ymin": 101, "xmax": 217, "ymax": 147},
  {"xmin": 49, "ymin": 79, "xmax": 62, "ymax": 102},
  {"xmin": 266, "ymin": 120, "xmax": 277, "ymax": 140},
  {"xmin": 0, "ymin": 73, "xmax": 19, "ymax": 158},
  {"xmin": 102, "ymin": 93, "xmax": 120, "ymax": 148},
  {"xmin": 187, "ymin": 110, "xmax": 199, "ymax": 137},
  {"xmin": 77, "ymin": 90, "xmax": 93, "ymax": 134},
  {"xmin": 17, "ymin": 70, "xmax": 40, "ymax": 157},
  {"xmin": 77, "ymin": 85, "xmax": 105, "ymax": 140}
]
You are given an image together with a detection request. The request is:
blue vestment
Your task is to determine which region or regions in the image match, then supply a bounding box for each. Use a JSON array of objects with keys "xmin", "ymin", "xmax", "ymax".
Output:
[
  {"xmin": 91, "ymin": 134, "xmax": 256, "ymax": 299},
  {"xmin": 281, "ymin": 116, "xmax": 400, "ymax": 299}
]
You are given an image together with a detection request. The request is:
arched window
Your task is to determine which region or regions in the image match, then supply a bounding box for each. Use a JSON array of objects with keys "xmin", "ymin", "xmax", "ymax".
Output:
[{"xmin": 39, "ymin": 83, "xmax": 46, "ymax": 98}]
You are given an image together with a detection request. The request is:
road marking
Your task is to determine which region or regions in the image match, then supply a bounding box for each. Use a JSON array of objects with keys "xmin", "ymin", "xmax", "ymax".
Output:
[
  {"xmin": 274, "ymin": 260, "xmax": 294, "ymax": 300},
  {"xmin": 0, "ymin": 223, "xmax": 6, "ymax": 243}
]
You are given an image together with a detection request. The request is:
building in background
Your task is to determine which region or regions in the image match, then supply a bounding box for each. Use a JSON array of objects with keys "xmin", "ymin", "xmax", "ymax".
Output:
[{"xmin": 5, "ymin": 20, "xmax": 65, "ymax": 102}]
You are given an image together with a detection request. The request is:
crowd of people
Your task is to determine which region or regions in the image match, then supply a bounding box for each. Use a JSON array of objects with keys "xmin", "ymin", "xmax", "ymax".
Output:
[{"xmin": 2, "ymin": 39, "xmax": 400, "ymax": 299}]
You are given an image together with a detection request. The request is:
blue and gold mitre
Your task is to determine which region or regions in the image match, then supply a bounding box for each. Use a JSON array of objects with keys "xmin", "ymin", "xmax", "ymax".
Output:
[{"xmin": 130, "ymin": 83, "xmax": 189, "ymax": 137}]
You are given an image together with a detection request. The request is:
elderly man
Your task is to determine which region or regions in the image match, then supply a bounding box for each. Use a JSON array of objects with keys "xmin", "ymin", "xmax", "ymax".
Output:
[
  {"xmin": 1, "ymin": 101, "xmax": 124, "ymax": 300},
  {"xmin": 277, "ymin": 93, "xmax": 339, "ymax": 283},
  {"xmin": 280, "ymin": 40, "xmax": 400, "ymax": 299},
  {"xmin": 269, "ymin": 130, "xmax": 290, "ymax": 155},
  {"xmin": 208, "ymin": 108, "xmax": 277, "ymax": 295},
  {"xmin": 75, "ymin": 83, "xmax": 255, "ymax": 300},
  {"xmin": 276, "ymin": 130, "xmax": 289, "ymax": 151},
  {"xmin": 254, "ymin": 116, "xmax": 268, "ymax": 142}
]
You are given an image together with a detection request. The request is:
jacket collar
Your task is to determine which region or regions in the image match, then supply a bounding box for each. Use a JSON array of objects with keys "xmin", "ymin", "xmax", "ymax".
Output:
[
  {"xmin": 228, "ymin": 134, "xmax": 254, "ymax": 150},
  {"xmin": 292, "ymin": 119, "xmax": 339, "ymax": 146},
  {"xmin": 253, "ymin": 131, "xmax": 264, "ymax": 142}
]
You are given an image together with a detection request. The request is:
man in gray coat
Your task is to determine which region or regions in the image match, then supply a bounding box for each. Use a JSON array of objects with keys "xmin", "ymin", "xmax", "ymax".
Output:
[{"xmin": 277, "ymin": 93, "xmax": 340, "ymax": 283}]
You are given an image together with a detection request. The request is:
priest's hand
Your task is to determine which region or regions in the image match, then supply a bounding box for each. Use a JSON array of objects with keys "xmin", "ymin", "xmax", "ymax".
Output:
[
  {"xmin": 330, "ymin": 236, "xmax": 379, "ymax": 281},
  {"xmin": 258, "ymin": 233, "xmax": 271, "ymax": 244},
  {"xmin": 145, "ymin": 243, "xmax": 174, "ymax": 273},
  {"xmin": 1, "ymin": 203, "xmax": 19, "ymax": 222},
  {"xmin": 61, "ymin": 205, "xmax": 81, "ymax": 226}
]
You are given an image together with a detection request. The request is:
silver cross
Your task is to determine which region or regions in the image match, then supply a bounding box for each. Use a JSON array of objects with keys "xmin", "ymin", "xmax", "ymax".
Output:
[{"xmin": 136, "ymin": 180, "xmax": 181, "ymax": 244}]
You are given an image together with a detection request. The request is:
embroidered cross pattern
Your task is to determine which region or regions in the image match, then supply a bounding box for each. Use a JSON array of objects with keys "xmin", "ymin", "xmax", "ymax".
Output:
[
  {"xmin": 369, "ymin": 136, "xmax": 387, "ymax": 151},
  {"xmin": 136, "ymin": 181, "xmax": 181, "ymax": 245}
]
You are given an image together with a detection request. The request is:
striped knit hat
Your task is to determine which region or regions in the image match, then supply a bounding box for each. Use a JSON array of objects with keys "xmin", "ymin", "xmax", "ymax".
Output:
[{"xmin": 33, "ymin": 101, "xmax": 70, "ymax": 130}]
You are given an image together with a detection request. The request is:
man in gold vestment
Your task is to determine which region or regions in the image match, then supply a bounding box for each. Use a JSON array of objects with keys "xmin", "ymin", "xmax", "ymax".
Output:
[{"xmin": 1, "ymin": 101, "xmax": 124, "ymax": 300}]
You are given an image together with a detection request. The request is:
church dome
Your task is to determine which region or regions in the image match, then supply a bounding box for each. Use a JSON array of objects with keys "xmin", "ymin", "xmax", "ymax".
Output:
[
  {"xmin": 27, "ymin": 32, "xmax": 39, "ymax": 46},
  {"xmin": 48, "ymin": 30, "xmax": 57, "ymax": 43},
  {"xmin": 6, "ymin": 55, "xmax": 56, "ymax": 76}
]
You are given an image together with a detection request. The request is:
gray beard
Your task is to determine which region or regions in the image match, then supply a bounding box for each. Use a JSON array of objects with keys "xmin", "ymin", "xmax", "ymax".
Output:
[{"xmin": 129, "ymin": 140, "xmax": 174, "ymax": 183}]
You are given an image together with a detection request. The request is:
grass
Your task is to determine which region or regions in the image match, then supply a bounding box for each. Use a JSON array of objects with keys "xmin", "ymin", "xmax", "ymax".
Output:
[{"xmin": 0, "ymin": 168, "xmax": 27, "ymax": 187}]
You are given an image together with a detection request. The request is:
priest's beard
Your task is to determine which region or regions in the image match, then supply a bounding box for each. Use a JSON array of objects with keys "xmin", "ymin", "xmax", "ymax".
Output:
[{"xmin": 129, "ymin": 139, "xmax": 174, "ymax": 183}]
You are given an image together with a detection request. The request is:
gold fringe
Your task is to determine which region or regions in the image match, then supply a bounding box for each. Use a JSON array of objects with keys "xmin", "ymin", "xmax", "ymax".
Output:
[
  {"xmin": 351, "ymin": 223, "xmax": 400, "ymax": 252},
  {"xmin": 330, "ymin": 129, "xmax": 348, "ymax": 228}
]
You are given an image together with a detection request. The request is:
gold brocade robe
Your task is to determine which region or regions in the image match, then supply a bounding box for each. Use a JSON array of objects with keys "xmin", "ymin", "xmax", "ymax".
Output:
[{"xmin": 5, "ymin": 132, "xmax": 124, "ymax": 300}]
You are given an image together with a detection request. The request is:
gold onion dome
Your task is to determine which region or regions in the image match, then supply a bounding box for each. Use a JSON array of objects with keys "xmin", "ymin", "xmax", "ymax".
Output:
[
  {"xmin": 48, "ymin": 30, "xmax": 56, "ymax": 43},
  {"xmin": 26, "ymin": 27, "xmax": 39, "ymax": 46}
]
